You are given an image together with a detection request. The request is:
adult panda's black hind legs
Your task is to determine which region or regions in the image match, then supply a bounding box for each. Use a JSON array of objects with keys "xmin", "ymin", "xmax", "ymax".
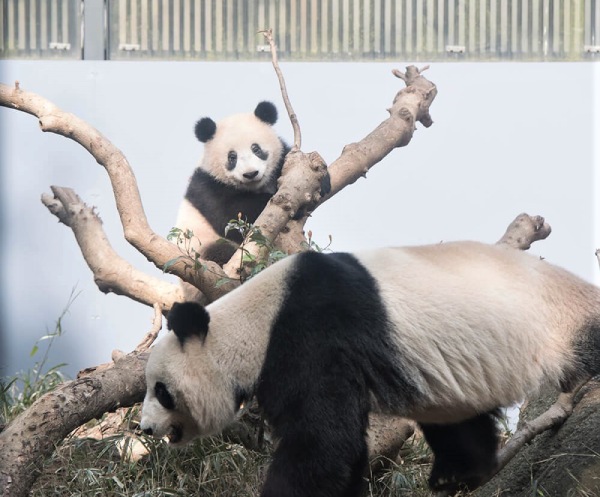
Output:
[{"xmin": 420, "ymin": 411, "xmax": 500, "ymax": 494}]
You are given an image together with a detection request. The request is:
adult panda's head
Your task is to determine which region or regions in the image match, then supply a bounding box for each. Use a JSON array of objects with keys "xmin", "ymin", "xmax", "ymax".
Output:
[
  {"xmin": 194, "ymin": 101, "xmax": 287, "ymax": 192},
  {"xmin": 140, "ymin": 302, "xmax": 243, "ymax": 445}
]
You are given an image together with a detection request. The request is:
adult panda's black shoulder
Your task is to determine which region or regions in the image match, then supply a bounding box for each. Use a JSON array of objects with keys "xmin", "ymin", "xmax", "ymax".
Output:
[
  {"xmin": 175, "ymin": 101, "xmax": 290, "ymax": 265},
  {"xmin": 141, "ymin": 241, "xmax": 600, "ymax": 496}
]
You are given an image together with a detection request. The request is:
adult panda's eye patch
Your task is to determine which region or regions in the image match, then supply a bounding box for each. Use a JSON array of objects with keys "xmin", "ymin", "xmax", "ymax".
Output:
[{"xmin": 155, "ymin": 381, "xmax": 175, "ymax": 410}]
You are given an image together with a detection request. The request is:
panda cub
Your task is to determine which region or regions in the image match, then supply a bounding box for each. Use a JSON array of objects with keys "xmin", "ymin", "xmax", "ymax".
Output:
[
  {"xmin": 140, "ymin": 241, "xmax": 600, "ymax": 496},
  {"xmin": 175, "ymin": 101, "xmax": 289, "ymax": 265}
]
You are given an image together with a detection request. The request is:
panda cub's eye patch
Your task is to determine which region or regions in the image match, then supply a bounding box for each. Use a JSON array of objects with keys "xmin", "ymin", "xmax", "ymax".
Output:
[
  {"xmin": 155, "ymin": 382, "xmax": 175, "ymax": 410},
  {"xmin": 227, "ymin": 150, "xmax": 237, "ymax": 170},
  {"xmin": 251, "ymin": 143, "xmax": 269, "ymax": 160}
]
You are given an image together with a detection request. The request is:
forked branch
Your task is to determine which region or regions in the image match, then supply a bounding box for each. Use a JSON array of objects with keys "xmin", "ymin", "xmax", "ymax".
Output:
[
  {"xmin": 0, "ymin": 81, "xmax": 236, "ymax": 303},
  {"xmin": 41, "ymin": 186, "xmax": 185, "ymax": 311}
]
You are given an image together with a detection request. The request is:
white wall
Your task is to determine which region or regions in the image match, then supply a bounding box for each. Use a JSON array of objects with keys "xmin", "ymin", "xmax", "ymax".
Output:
[{"xmin": 0, "ymin": 61, "xmax": 598, "ymax": 379}]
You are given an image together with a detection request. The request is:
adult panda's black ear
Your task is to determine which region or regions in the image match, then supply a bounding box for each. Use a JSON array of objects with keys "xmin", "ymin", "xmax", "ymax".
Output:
[
  {"xmin": 167, "ymin": 302, "xmax": 210, "ymax": 346},
  {"xmin": 254, "ymin": 101, "xmax": 278, "ymax": 125},
  {"xmin": 195, "ymin": 117, "xmax": 217, "ymax": 142}
]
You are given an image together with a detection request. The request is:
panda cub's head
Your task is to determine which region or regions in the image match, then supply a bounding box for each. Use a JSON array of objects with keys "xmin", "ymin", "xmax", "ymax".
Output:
[
  {"xmin": 140, "ymin": 303, "xmax": 242, "ymax": 445},
  {"xmin": 194, "ymin": 101, "xmax": 286, "ymax": 192}
]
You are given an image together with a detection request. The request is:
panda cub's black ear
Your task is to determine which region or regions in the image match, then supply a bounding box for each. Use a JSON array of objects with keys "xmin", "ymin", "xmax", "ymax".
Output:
[
  {"xmin": 195, "ymin": 117, "xmax": 217, "ymax": 143},
  {"xmin": 254, "ymin": 101, "xmax": 278, "ymax": 125},
  {"xmin": 167, "ymin": 302, "xmax": 210, "ymax": 346}
]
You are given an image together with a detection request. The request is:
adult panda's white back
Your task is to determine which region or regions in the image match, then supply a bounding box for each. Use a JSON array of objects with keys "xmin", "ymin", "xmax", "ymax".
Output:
[{"xmin": 355, "ymin": 242, "xmax": 587, "ymax": 423}]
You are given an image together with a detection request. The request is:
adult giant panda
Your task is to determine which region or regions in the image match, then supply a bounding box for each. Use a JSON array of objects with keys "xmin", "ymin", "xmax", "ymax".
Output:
[
  {"xmin": 140, "ymin": 241, "xmax": 600, "ymax": 496},
  {"xmin": 175, "ymin": 101, "xmax": 289, "ymax": 265}
]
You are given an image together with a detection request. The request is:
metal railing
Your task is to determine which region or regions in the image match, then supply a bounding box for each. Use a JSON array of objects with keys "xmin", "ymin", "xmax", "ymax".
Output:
[
  {"xmin": 0, "ymin": 0, "xmax": 82, "ymax": 59},
  {"xmin": 1, "ymin": 0, "xmax": 599, "ymax": 61},
  {"xmin": 107, "ymin": 0, "xmax": 599, "ymax": 61}
]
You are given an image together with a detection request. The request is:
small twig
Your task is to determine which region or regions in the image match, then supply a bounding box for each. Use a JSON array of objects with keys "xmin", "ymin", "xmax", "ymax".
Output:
[
  {"xmin": 495, "ymin": 392, "xmax": 575, "ymax": 474},
  {"xmin": 87, "ymin": 303, "xmax": 163, "ymax": 371},
  {"xmin": 595, "ymin": 248, "xmax": 600, "ymax": 270},
  {"xmin": 112, "ymin": 303, "xmax": 163, "ymax": 362},
  {"xmin": 260, "ymin": 28, "xmax": 301, "ymax": 150},
  {"xmin": 135, "ymin": 303, "xmax": 163, "ymax": 353},
  {"xmin": 112, "ymin": 303, "xmax": 162, "ymax": 360}
]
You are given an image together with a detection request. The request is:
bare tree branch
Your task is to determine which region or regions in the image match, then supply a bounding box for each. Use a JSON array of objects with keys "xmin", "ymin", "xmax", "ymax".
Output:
[
  {"xmin": 41, "ymin": 186, "xmax": 185, "ymax": 311},
  {"xmin": 0, "ymin": 60, "xmax": 439, "ymax": 298},
  {"xmin": 323, "ymin": 65, "xmax": 438, "ymax": 201},
  {"xmin": 219, "ymin": 46, "xmax": 439, "ymax": 274},
  {"xmin": 219, "ymin": 31, "xmax": 320, "ymax": 275},
  {"xmin": 133, "ymin": 303, "xmax": 164, "ymax": 353}
]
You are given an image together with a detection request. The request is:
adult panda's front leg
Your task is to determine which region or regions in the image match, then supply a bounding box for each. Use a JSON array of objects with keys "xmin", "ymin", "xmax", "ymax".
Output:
[
  {"xmin": 260, "ymin": 426, "xmax": 369, "ymax": 497},
  {"xmin": 258, "ymin": 355, "xmax": 371, "ymax": 497}
]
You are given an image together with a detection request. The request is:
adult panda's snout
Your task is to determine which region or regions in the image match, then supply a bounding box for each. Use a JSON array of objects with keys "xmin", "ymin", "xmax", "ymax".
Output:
[{"xmin": 138, "ymin": 414, "xmax": 154, "ymax": 436}]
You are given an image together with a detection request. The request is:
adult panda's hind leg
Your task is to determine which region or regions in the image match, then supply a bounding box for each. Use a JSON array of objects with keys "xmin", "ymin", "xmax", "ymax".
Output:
[{"xmin": 420, "ymin": 411, "xmax": 500, "ymax": 494}]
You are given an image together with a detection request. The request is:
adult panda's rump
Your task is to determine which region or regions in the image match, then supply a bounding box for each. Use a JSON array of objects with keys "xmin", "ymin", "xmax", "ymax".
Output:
[{"xmin": 560, "ymin": 318, "xmax": 600, "ymax": 392}]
